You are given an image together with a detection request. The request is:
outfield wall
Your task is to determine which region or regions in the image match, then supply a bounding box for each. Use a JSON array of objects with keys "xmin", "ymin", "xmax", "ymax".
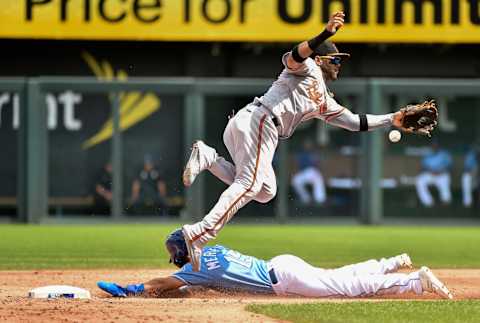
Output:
[{"xmin": 0, "ymin": 77, "xmax": 479, "ymax": 223}]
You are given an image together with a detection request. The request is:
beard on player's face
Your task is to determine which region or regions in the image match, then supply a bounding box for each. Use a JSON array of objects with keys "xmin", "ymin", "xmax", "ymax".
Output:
[{"xmin": 320, "ymin": 62, "xmax": 340, "ymax": 81}]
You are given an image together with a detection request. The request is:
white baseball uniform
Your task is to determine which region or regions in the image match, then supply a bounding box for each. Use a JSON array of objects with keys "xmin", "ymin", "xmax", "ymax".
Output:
[
  {"xmin": 270, "ymin": 254, "xmax": 421, "ymax": 297},
  {"xmin": 172, "ymin": 245, "xmax": 422, "ymax": 297},
  {"xmin": 185, "ymin": 53, "xmax": 395, "ymax": 245}
]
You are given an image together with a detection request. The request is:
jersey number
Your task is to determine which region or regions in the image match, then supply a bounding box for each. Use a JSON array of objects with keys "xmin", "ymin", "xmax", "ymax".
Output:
[{"xmin": 225, "ymin": 250, "xmax": 253, "ymax": 268}]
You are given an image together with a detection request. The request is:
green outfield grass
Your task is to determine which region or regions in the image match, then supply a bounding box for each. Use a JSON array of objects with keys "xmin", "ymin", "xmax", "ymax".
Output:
[
  {"xmin": 246, "ymin": 301, "xmax": 480, "ymax": 323},
  {"xmin": 0, "ymin": 224, "xmax": 479, "ymax": 269}
]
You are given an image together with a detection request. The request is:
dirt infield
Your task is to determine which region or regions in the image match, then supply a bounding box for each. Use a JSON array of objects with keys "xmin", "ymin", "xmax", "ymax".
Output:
[{"xmin": 1, "ymin": 269, "xmax": 479, "ymax": 323}]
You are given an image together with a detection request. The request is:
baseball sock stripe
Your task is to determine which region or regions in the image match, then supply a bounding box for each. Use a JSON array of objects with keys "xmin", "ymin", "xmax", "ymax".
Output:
[{"xmin": 191, "ymin": 114, "xmax": 268, "ymax": 242}]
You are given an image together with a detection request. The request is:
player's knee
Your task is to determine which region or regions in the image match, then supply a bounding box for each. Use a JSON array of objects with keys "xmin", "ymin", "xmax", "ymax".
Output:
[
  {"xmin": 255, "ymin": 183, "xmax": 277, "ymax": 204},
  {"xmin": 255, "ymin": 193, "xmax": 274, "ymax": 204}
]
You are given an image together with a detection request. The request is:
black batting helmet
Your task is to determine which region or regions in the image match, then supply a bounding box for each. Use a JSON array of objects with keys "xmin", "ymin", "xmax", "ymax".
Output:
[{"xmin": 165, "ymin": 228, "xmax": 189, "ymax": 268}]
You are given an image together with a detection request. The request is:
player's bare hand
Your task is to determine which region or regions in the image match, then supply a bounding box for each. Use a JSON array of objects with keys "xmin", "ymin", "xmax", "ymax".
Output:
[
  {"xmin": 392, "ymin": 111, "xmax": 403, "ymax": 128},
  {"xmin": 326, "ymin": 12, "xmax": 345, "ymax": 33}
]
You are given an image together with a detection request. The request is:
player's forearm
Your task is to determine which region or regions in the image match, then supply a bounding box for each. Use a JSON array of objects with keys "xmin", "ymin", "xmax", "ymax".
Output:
[
  {"xmin": 287, "ymin": 12, "xmax": 343, "ymax": 67},
  {"xmin": 143, "ymin": 276, "xmax": 186, "ymax": 296},
  {"xmin": 144, "ymin": 278, "xmax": 173, "ymax": 293},
  {"xmin": 327, "ymin": 109, "xmax": 394, "ymax": 132},
  {"xmin": 291, "ymin": 30, "xmax": 334, "ymax": 62}
]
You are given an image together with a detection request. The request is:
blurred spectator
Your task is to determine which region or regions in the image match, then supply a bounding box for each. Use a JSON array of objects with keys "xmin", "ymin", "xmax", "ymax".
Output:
[
  {"xmin": 462, "ymin": 144, "xmax": 479, "ymax": 208},
  {"xmin": 415, "ymin": 143, "xmax": 452, "ymax": 207},
  {"xmin": 128, "ymin": 154, "xmax": 168, "ymax": 216},
  {"xmin": 291, "ymin": 140, "xmax": 326, "ymax": 205},
  {"xmin": 93, "ymin": 162, "xmax": 112, "ymax": 214}
]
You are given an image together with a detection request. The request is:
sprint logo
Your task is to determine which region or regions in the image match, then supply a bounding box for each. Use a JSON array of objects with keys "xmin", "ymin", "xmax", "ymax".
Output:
[{"xmin": 81, "ymin": 51, "xmax": 161, "ymax": 149}]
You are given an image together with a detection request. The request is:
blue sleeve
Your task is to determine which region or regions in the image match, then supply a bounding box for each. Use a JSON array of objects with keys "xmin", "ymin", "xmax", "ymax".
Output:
[
  {"xmin": 444, "ymin": 151, "xmax": 453, "ymax": 168},
  {"xmin": 172, "ymin": 265, "xmax": 212, "ymax": 286},
  {"xmin": 465, "ymin": 152, "xmax": 477, "ymax": 171},
  {"xmin": 421, "ymin": 156, "xmax": 429, "ymax": 170}
]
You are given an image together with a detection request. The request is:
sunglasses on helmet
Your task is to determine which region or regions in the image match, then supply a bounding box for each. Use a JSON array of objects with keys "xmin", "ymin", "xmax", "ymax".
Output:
[{"xmin": 319, "ymin": 56, "xmax": 342, "ymax": 65}]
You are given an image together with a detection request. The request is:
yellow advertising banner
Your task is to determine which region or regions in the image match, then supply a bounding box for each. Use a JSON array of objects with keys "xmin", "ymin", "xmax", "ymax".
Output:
[{"xmin": 1, "ymin": 0, "xmax": 479, "ymax": 43}]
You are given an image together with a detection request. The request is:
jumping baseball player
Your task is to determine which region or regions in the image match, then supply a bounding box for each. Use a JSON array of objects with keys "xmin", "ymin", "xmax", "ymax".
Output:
[
  {"xmin": 181, "ymin": 12, "xmax": 439, "ymax": 271},
  {"xmin": 97, "ymin": 229, "xmax": 453, "ymax": 299}
]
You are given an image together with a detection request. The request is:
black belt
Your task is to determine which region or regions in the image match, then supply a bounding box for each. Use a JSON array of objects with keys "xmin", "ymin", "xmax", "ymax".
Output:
[
  {"xmin": 253, "ymin": 101, "xmax": 280, "ymax": 127},
  {"xmin": 268, "ymin": 268, "xmax": 278, "ymax": 285}
]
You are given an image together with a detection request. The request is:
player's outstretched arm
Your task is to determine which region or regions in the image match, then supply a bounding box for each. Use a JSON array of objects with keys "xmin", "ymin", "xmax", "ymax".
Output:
[
  {"xmin": 97, "ymin": 276, "xmax": 186, "ymax": 298},
  {"xmin": 286, "ymin": 11, "xmax": 345, "ymax": 70},
  {"xmin": 144, "ymin": 276, "xmax": 186, "ymax": 296},
  {"xmin": 326, "ymin": 107, "xmax": 396, "ymax": 132},
  {"xmin": 323, "ymin": 97, "xmax": 438, "ymax": 136}
]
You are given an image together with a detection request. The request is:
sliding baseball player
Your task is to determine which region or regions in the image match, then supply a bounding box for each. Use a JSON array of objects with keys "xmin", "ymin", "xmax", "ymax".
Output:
[
  {"xmin": 181, "ymin": 12, "xmax": 438, "ymax": 271},
  {"xmin": 97, "ymin": 229, "xmax": 452, "ymax": 299}
]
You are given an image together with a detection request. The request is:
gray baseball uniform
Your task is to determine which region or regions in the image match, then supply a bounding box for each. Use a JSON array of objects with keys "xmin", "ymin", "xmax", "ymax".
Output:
[
  {"xmin": 258, "ymin": 53, "xmax": 346, "ymax": 139},
  {"xmin": 185, "ymin": 53, "xmax": 394, "ymax": 245}
]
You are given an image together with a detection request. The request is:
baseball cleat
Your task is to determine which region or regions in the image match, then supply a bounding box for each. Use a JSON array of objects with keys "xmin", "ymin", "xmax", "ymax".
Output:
[
  {"xmin": 419, "ymin": 266, "xmax": 453, "ymax": 299},
  {"xmin": 395, "ymin": 253, "xmax": 413, "ymax": 269},
  {"xmin": 182, "ymin": 224, "xmax": 203, "ymax": 272},
  {"xmin": 183, "ymin": 140, "xmax": 216, "ymax": 187},
  {"xmin": 97, "ymin": 281, "xmax": 127, "ymax": 297}
]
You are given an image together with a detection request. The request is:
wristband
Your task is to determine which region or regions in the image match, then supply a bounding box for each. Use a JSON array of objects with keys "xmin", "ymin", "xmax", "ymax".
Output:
[
  {"xmin": 359, "ymin": 114, "xmax": 368, "ymax": 131},
  {"xmin": 307, "ymin": 29, "xmax": 335, "ymax": 51}
]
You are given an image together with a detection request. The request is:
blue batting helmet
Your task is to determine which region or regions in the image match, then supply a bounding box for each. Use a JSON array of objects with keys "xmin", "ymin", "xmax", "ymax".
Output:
[{"xmin": 165, "ymin": 228, "xmax": 189, "ymax": 268}]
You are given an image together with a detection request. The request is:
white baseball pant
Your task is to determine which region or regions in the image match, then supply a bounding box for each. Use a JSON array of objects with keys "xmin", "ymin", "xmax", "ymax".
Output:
[
  {"xmin": 269, "ymin": 255, "xmax": 422, "ymax": 297},
  {"xmin": 187, "ymin": 103, "xmax": 279, "ymax": 244},
  {"xmin": 292, "ymin": 167, "xmax": 326, "ymax": 204},
  {"xmin": 415, "ymin": 172, "xmax": 452, "ymax": 207},
  {"xmin": 462, "ymin": 172, "xmax": 473, "ymax": 207}
]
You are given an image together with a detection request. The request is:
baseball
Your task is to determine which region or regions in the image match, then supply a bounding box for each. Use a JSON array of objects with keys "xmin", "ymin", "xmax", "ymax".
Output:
[{"xmin": 389, "ymin": 130, "xmax": 401, "ymax": 143}]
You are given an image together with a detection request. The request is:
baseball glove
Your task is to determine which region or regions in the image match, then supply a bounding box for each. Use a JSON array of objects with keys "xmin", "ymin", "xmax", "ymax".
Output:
[{"xmin": 396, "ymin": 100, "xmax": 438, "ymax": 137}]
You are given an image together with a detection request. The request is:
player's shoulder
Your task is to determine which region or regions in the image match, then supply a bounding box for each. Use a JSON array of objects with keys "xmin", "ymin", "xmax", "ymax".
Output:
[{"xmin": 303, "ymin": 56, "xmax": 319, "ymax": 70}]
